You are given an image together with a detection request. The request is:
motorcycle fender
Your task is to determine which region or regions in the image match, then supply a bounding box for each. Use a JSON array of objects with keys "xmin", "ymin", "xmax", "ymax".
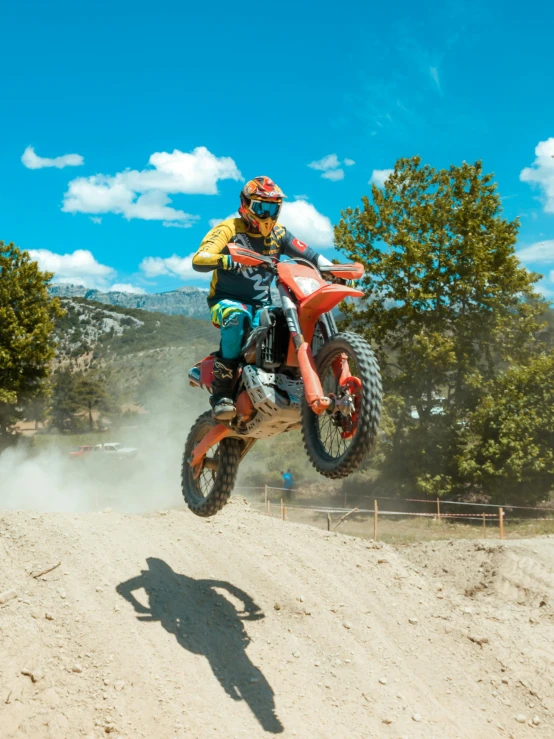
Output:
[
  {"xmin": 298, "ymin": 285, "xmax": 364, "ymax": 344},
  {"xmin": 190, "ymin": 424, "xmax": 232, "ymax": 470}
]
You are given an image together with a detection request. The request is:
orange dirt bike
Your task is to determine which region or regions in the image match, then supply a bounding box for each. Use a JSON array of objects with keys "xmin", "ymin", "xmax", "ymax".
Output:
[{"xmin": 182, "ymin": 245, "xmax": 382, "ymax": 517}]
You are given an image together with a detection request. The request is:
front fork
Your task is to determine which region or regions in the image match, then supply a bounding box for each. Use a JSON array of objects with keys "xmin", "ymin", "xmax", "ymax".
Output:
[{"xmin": 277, "ymin": 282, "xmax": 332, "ymax": 415}]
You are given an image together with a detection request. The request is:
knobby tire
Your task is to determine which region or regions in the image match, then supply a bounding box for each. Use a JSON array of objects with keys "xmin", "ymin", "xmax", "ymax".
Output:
[
  {"xmin": 302, "ymin": 332, "xmax": 382, "ymax": 479},
  {"xmin": 181, "ymin": 411, "xmax": 242, "ymax": 517}
]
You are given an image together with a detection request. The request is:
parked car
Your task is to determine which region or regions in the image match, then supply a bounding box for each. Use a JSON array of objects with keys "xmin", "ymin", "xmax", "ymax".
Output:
[
  {"xmin": 69, "ymin": 445, "xmax": 94, "ymax": 458},
  {"xmin": 91, "ymin": 442, "xmax": 138, "ymax": 459}
]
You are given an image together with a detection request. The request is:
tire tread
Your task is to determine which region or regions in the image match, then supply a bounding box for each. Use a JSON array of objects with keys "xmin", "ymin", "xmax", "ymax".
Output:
[
  {"xmin": 301, "ymin": 332, "xmax": 382, "ymax": 479},
  {"xmin": 181, "ymin": 411, "xmax": 241, "ymax": 517}
]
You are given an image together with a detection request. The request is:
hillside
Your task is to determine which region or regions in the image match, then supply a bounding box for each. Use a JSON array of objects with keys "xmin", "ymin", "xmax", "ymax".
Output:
[
  {"xmin": 49, "ymin": 284, "xmax": 211, "ymax": 320},
  {"xmin": 51, "ymin": 297, "xmax": 219, "ymax": 410},
  {"xmin": 54, "ymin": 297, "xmax": 217, "ymax": 360},
  {"xmin": 1, "ymin": 501, "xmax": 553, "ymax": 738}
]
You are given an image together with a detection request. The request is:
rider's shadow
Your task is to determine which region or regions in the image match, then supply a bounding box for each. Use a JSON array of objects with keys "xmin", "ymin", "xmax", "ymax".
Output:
[{"xmin": 116, "ymin": 558, "xmax": 283, "ymax": 734}]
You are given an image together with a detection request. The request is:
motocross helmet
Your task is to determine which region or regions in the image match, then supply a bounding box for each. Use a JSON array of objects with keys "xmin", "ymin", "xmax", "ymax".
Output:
[{"xmin": 239, "ymin": 176, "xmax": 286, "ymax": 237}]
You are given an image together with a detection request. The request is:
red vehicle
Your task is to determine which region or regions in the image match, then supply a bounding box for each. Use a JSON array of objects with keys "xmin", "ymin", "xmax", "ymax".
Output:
[
  {"xmin": 183, "ymin": 245, "xmax": 382, "ymax": 517},
  {"xmin": 69, "ymin": 445, "xmax": 94, "ymax": 458}
]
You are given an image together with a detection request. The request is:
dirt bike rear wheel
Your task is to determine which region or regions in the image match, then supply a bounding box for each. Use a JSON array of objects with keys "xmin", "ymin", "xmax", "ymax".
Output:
[
  {"xmin": 301, "ymin": 332, "xmax": 382, "ymax": 479},
  {"xmin": 181, "ymin": 411, "xmax": 242, "ymax": 517}
]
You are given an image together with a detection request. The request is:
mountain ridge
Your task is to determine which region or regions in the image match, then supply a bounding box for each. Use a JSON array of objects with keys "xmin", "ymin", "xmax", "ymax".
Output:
[{"xmin": 49, "ymin": 284, "xmax": 211, "ymax": 319}]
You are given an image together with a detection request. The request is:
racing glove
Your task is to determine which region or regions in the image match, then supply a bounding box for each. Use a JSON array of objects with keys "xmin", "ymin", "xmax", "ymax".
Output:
[
  {"xmin": 328, "ymin": 274, "xmax": 356, "ymax": 288},
  {"xmin": 219, "ymin": 255, "xmax": 246, "ymax": 272}
]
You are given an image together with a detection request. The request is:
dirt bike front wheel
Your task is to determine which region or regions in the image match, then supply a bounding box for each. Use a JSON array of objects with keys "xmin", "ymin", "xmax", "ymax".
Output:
[
  {"xmin": 301, "ymin": 332, "xmax": 382, "ymax": 479},
  {"xmin": 181, "ymin": 411, "xmax": 242, "ymax": 517}
]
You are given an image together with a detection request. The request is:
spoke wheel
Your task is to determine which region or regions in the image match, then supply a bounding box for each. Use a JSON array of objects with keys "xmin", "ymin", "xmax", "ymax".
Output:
[
  {"xmin": 182, "ymin": 411, "xmax": 242, "ymax": 517},
  {"xmin": 302, "ymin": 332, "xmax": 382, "ymax": 479}
]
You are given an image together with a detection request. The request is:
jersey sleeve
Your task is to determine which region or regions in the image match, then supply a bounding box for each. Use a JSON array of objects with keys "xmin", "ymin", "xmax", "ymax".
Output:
[
  {"xmin": 192, "ymin": 219, "xmax": 238, "ymax": 272},
  {"xmin": 280, "ymin": 228, "xmax": 333, "ymax": 269}
]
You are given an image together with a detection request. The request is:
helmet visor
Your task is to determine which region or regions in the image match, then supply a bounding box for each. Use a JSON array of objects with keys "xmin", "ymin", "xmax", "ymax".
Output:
[{"xmin": 250, "ymin": 200, "xmax": 281, "ymax": 220}]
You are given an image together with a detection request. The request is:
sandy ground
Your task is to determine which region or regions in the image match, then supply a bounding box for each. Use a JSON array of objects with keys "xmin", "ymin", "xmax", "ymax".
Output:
[{"xmin": 1, "ymin": 499, "xmax": 554, "ymax": 739}]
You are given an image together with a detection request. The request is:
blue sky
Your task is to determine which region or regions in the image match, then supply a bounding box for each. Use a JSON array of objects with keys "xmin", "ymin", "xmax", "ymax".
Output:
[{"xmin": 1, "ymin": 0, "xmax": 553, "ymax": 296}]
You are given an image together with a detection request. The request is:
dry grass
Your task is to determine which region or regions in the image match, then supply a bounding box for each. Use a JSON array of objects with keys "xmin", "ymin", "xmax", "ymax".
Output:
[{"xmin": 249, "ymin": 502, "xmax": 554, "ymax": 545}]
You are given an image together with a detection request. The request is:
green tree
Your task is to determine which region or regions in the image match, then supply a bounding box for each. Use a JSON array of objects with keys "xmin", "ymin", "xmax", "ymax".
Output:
[
  {"xmin": 73, "ymin": 376, "xmax": 117, "ymax": 430},
  {"xmin": 458, "ymin": 353, "xmax": 554, "ymax": 505},
  {"xmin": 23, "ymin": 390, "xmax": 49, "ymax": 430},
  {"xmin": 335, "ymin": 157, "xmax": 546, "ymax": 498},
  {"xmin": 49, "ymin": 371, "xmax": 81, "ymax": 431},
  {"xmin": 0, "ymin": 241, "xmax": 63, "ymax": 446}
]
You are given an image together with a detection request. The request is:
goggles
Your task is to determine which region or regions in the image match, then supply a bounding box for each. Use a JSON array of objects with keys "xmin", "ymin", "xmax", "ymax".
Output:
[{"xmin": 250, "ymin": 199, "xmax": 281, "ymax": 220}]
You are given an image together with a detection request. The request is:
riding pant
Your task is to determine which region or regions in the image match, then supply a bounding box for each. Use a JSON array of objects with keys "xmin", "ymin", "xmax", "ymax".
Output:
[{"xmin": 210, "ymin": 300, "xmax": 264, "ymax": 360}]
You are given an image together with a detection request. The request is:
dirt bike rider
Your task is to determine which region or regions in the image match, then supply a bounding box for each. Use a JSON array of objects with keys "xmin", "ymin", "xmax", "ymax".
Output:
[{"xmin": 192, "ymin": 176, "xmax": 335, "ymax": 421}]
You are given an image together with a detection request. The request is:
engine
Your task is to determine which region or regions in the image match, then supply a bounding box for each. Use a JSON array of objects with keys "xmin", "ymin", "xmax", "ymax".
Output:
[{"xmin": 237, "ymin": 365, "xmax": 303, "ymax": 439}]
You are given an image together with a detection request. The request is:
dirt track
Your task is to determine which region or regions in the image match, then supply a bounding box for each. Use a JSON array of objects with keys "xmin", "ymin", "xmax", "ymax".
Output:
[{"xmin": 1, "ymin": 499, "xmax": 554, "ymax": 738}]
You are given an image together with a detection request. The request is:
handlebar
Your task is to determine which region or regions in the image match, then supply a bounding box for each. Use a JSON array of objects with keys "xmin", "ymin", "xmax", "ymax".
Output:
[{"xmin": 227, "ymin": 244, "xmax": 364, "ymax": 282}]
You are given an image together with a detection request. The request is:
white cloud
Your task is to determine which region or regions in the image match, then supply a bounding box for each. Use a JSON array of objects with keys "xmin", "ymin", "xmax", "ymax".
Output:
[
  {"xmin": 90, "ymin": 216, "xmax": 102, "ymax": 224},
  {"xmin": 308, "ymin": 153, "xmax": 354, "ymax": 181},
  {"xmin": 370, "ymin": 168, "xmax": 394, "ymax": 187},
  {"xmin": 208, "ymin": 212, "xmax": 239, "ymax": 228},
  {"xmin": 520, "ymin": 138, "xmax": 554, "ymax": 213},
  {"xmin": 110, "ymin": 283, "xmax": 146, "ymax": 294},
  {"xmin": 139, "ymin": 254, "xmax": 211, "ymax": 281},
  {"xmin": 27, "ymin": 248, "xmax": 115, "ymax": 290},
  {"xmin": 280, "ymin": 200, "xmax": 334, "ymax": 248},
  {"xmin": 535, "ymin": 283, "xmax": 554, "ymax": 299},
  {"xmin": 516, "ymin": 240, "xmax": 554, "ymax": 265},
  {"xmin": 322, "ymin": 169, "xmax": 345, "ymax": 181},
  {"xmin": 429, "ymin": 66, "xmax": 441, "ymax": 90},
  {"xmin": 163, "ymin": 220, "xmax": 197, "ymax": 229},
  {"xmin": 309, "ymin": 154, "xmax": 341, "ymax": 172},
  {"xmin": 62, "ymin": 146, "xmax": 242, "ymax": 224},
  {"xmin": 63, "ymin": 179, "xmax": 197, "ymax": 224},
  {"xmin": 22, "ymin": 146, "xmax": 84, "ymax": 170}
]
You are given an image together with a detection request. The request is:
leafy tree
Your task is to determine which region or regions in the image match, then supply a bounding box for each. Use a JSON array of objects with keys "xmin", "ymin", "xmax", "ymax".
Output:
[
  {"xmin": 0, "ymin": 241, "xmax": 63, "ymax": 445},
  {"xmin": 458, "ymin": 353, "xmax": 554, "ymax": 505},
  {"xmin": 335, "ymin": 157, "xmax": 546, "ymax": 498}
]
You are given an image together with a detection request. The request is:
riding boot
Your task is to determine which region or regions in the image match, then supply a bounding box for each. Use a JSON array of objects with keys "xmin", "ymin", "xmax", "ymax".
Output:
[{"xmin": 210, "ymin": 356, "xmax": 238, "ymax": 420}]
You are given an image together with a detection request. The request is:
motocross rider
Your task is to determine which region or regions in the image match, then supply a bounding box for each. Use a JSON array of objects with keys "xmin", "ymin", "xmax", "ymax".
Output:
[{"xmin": 192, "ymin": 176, "xmax": 334, "ymax": 420}]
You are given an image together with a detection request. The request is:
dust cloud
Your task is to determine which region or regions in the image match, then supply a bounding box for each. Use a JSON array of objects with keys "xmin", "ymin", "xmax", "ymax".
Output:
[{"xmin": 0, "ymin": 392, "xmax": 203, "ymax": 514}]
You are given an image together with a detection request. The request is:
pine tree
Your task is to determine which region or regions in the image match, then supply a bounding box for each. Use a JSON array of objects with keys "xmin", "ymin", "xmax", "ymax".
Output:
[
  {"xmin": 73, "ymin": 376, "xmax": 115, "ymax": 431},
  {"xmin": 49, "ymin": 371, "xmax": 81, "ymax": 432}
]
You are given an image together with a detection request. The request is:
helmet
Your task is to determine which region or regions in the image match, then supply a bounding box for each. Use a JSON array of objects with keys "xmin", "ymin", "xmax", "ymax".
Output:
[{"xmin": 239, "ymin": 176, "xmax": 286, "ymax": 237}]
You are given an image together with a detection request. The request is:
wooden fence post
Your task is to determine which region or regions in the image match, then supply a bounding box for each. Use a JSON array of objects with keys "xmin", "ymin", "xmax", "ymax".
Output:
[
  {"xmin": 283, "ymin": 504, "xmax": 287, "ymax": 521},
  {"xmin": 483, "ymin": 513, "xmax": 487, "ymax": 538},
  {"xmin": 499, "ymin": 508, "xmax": 504, "ymax": 540},
  {"xmin": 281, "ymin": 499, "xmax": 284, "ymax": 519},
  {"xmin": 373, "ymin": 499, "xmax": 378, "ymax": 541},
  {"xmin": 437, "ymin": 498, "xmax": 441, "ymax": 523},
  {"xmin": 327, "ymin": 513, "xmax": 331, "ymax": 531}
]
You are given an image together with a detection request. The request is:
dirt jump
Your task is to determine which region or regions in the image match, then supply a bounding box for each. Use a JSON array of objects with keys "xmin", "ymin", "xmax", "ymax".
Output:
[{"xmin": 1, "ymin": 499, "xmax": 553, "ymax": 738}]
